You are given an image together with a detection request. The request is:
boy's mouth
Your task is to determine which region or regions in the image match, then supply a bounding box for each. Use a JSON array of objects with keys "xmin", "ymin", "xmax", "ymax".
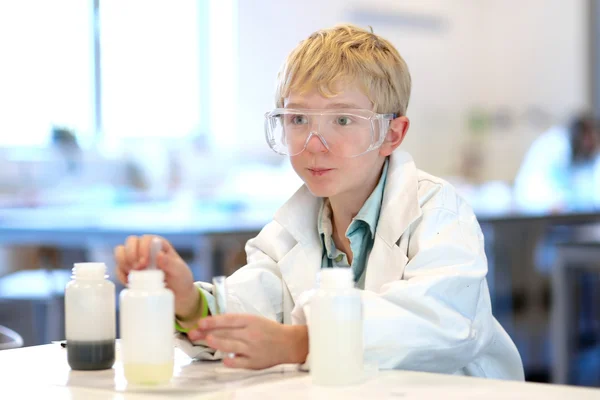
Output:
[{"xmin": 308, "ymin": 168, "xmax": 333, "ymax": 176}]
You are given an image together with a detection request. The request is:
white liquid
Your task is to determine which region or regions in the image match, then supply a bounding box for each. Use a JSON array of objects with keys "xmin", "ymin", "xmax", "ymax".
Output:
[{"xmin": 309, "ymin": 290, "xmax": 363, "ymax": 386}]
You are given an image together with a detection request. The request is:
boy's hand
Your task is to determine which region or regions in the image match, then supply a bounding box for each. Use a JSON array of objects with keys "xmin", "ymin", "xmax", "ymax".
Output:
[
  {"xmin": 114, "ymin": 235, "xmax": 199, "ymax": 320},
  {"xmin": 187, "ymin": 314, "xmax": 308, "ymax": 370}
]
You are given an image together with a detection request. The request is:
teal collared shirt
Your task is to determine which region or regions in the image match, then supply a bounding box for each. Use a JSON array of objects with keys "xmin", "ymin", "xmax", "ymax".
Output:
[{"xmin": 318, "ymin": 158, "xmax": 389, "ymax": 284}]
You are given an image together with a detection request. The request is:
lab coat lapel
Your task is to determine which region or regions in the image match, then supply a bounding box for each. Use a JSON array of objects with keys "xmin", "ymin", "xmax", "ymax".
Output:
[
  {"xmin": 278, "ymin": 242, "xmax": 322, "ymax": 303},
  {"xmin": 364, "ymin": 236, "xmax": 408, "ymax": 292},
  {"xmin": 274, "ymin": 186, "xmax": 322, "ymax": 303},
  {"xmin": 365, "ymin": 151, "xmax": 422, "ymax": 292}
]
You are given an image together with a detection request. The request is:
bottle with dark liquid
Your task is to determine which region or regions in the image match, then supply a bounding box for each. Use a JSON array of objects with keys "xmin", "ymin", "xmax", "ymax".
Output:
[{"xmin": 65, "ymin": 263, "xmax": 116, "ymax": 370}]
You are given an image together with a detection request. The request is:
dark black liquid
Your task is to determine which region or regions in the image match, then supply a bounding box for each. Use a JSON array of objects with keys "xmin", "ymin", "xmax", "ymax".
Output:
[{"xmin": 67, "ymin": 339, "xmax": 115, "ymax": 370}]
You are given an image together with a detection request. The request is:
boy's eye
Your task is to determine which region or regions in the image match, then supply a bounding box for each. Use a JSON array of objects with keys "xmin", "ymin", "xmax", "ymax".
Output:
[
  {"xmin": 336, "ymin": 116, "xmax": 353, "ymax": 126},
  {"xmin": 290, "ymin": 115, "xmax": 308, "ymax": 125}
]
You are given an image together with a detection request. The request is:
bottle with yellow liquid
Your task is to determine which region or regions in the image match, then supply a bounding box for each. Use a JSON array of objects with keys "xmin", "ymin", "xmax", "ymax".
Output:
[{"xmin": 119, "ymin": 239, "xmax": 174, "ymax": 385}]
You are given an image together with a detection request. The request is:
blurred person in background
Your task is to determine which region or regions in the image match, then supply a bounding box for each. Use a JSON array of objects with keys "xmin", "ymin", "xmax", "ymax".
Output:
[
  {"xmin": 513, "ymin": 113, "xmax": 600, "ymax": 213},
  {"xmin": 51, "ymin": 126, "xmax": 82, "ymax": 174}
]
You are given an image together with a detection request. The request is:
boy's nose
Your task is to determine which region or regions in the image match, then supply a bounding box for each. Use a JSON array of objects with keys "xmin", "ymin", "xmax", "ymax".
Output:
[{"xmin": 304, "ymin": 132, "xmax": 329, "ymax": 154}]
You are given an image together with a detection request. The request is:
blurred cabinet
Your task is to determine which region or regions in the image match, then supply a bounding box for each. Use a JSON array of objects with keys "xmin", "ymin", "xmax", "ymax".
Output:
[{"xmin": 552, "ymin": 242, "xmax": 600, "ymax": 386}]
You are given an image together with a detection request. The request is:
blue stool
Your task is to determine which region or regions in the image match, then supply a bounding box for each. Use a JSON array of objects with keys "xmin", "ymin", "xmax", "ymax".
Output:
[{"xmin": 0, "ymin": 325, "xmax": 23, "ymax": 350}]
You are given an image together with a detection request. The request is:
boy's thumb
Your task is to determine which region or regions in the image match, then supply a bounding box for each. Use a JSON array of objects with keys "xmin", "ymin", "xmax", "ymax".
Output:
[{"xmin": 156, "ymin": 252, "xmax": 175, "ymax": 274}]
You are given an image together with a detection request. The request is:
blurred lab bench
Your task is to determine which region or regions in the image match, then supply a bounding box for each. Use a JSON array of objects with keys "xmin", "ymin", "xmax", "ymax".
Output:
[{"xmin": 0, "ymin": 201, "xmax": 274, "ymax": 281}]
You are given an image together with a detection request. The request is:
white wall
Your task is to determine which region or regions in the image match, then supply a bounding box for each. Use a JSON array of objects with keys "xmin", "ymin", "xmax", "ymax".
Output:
[
  {"xmin": 234, "ymin": 0, "xmax": 590, "ymax": 181},
  {"xmin": 472, "ymin": 0, "xmax": 590, "ymax": 181}
]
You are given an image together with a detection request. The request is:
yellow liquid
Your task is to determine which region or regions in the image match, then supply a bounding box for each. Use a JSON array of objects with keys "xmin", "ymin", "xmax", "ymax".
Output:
[{"xmin": 123, "ymin": 362, "xmax": 174, "ymax": 385}]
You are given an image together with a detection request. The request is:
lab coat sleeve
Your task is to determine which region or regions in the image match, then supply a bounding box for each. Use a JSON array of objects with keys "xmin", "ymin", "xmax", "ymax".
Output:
[
  {"xmin": 360, "ymin": 205, "xmax": 493, "ymax": 373},
  {"xmin": 176, "ymin": 221, "xmax": 290, "ymax": 360}
]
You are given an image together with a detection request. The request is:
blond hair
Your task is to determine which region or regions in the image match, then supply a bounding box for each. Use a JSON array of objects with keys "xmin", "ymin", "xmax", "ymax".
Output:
[{"xmin": 275, "ymin": 24, "xmax": 411, "ymax": 116}]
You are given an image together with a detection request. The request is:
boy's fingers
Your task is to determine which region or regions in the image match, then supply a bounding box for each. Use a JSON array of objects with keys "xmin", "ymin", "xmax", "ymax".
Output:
[
  {"xmin": 187, "ymin": 329, "xmax": 207, "ymax": 341},
  {"xmin": 114, "ymin": 245, "xmax": 134, "ymax": 273},
  {"xmin": 114, "ymin": 245, "xmax": 126, "ymax": 265},
  {"xmin": 156, "ymin": 252, "xmax": 169, "ymax": 272},
  {"xmin": 124, "ymin": 236, "xmax": 140, "ymax": 266},
  {"xmin": 202, "ymin": 328, "xmax": 249, "ymax": 343},
  {"xmin": 205, "ymin": 335, "xmax": 248, "ymax": 356},
  {"xmin": 139, "ymin": 235, "xmax": 175, "ymax": 267},
  {"xmin": 222, "ymin": 355, "xmax": 252, "ymax": 369},
  {"xmin": 198, "ymin": 315, "xmax": 250, "ymax": 331},
  {"xmin": 116, "ymin": 266, "xmax": 128, "ymax": 285},
  {"xmin": 156, "ymin": 252, "xmax": 180, "ymax": 276},
  {"xmin": 159, "ymin": 237, "xmax": 176, "ymax": 255},
  {"xmin": 138, "ymin": 235, "xmax": 156, "ymax": 267}
]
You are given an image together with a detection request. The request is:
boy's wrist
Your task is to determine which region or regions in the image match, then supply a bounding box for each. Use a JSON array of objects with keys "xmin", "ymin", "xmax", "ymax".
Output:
[
  {"xmin": 175, "ymin": 286, "xmax": 204, "ymax": 330},
  {"xmin": 285, "ymin": 325, "xmax": 309, "ymax": 364}
]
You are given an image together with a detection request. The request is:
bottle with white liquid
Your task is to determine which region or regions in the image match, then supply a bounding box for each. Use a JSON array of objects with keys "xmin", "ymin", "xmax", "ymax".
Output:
[
  {"xmin": 65, "ymin": 262, "xmax": 116, "ymax": 370},
  {"xmin": 309, "ymin": 268, "xmax": 364, "ymax": 386},
  {"xmin": 119, "ymin": 238, "xmax": 175, "ymax": 385}
]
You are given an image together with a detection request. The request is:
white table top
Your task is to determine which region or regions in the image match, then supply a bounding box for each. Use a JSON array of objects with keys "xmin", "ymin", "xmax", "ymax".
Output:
[{"xmin": 1, "ymin": 344, "xmax": 599, "ymax": 399}]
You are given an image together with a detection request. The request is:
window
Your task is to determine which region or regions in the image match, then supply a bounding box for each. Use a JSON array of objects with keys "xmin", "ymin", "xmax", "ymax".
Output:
[
  {"xmin": 100, "ymin": 0, "xmax": 203, "ymax": 140},
  {"xmin": 0, "ymin": 1, "xmax": 94, "ymax": 147},
  {"xmin": 0, "ymin": 0, "xmax": 238, "ymax": 149}
]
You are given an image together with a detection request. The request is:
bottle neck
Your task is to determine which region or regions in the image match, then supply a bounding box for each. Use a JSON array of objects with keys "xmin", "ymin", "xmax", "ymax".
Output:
[
  {"xmin": 128, "ymin": 270, "xmax": 166, "ymax": 290},
  {"xmin": 72, "ymin": 262, "xmax": 107, "ymax": 281}
]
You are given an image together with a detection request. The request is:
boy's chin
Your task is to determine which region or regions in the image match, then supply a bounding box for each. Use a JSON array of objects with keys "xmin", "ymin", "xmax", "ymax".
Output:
[{"xmin": 304, "ymin": 183, "xmax": 339, "ymax": 198}]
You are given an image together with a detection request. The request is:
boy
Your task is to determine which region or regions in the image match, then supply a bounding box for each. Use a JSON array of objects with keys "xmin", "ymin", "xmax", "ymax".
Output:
[{"xmin": 115, "ymin": 24, "xmax": 524, "ymax": 379}]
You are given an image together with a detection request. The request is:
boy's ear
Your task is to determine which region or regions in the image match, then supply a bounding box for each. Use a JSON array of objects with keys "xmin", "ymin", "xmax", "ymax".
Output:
[{"xmin": 379, "ymin": 116, "xmax": 410, "ymax": 156}]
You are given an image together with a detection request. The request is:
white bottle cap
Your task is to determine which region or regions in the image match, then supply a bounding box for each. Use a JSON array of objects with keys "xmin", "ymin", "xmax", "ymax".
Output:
[
  {"xmin": 72, "ymin": 262, "xmax": 107, "ymax": 280},
  {"xmin": 318, "ymin": 268, "xmax": 354, "ymax": 290}
]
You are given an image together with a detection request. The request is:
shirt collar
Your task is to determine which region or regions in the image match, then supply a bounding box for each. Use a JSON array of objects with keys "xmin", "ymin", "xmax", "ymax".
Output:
[{"xmin": 353, "ymin": 157, "xmax": 389, "ymax": 237}]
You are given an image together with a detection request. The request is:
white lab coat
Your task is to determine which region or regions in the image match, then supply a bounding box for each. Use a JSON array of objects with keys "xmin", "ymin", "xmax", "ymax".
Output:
[{"xmin": 176, "ymin": 151, "xmax": 524, "ymax": 380}]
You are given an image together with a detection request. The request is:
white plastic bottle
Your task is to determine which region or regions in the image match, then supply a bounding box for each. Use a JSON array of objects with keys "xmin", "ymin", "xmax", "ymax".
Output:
[
  {"xmin": 309, "ymin": 268, "xmax": 364, "ymax": 386},
  {"xmin": 65, "ymin": 262, "xmax": 116, "ymax": 370},
  {"xmin": 119, "ymin": 268, "xmax": 175, "ymax": 385}
]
